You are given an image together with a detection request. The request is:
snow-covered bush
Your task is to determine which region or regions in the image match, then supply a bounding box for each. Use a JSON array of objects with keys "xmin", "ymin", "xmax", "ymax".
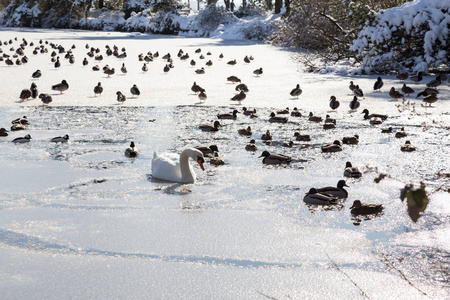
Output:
[
  {"xmin": 193, "ymin": 4, "xmax": 238, "ymax": 32},
  {"xmin": 0, "ymin": 0, "xmax": 41, "ymax": 27},
  {"xmin": 147, "ymin": 11, "xmax": 180, "ymax": 33},
  {"xmin": 350, "ymin": 0, "xmax": 450, "ymax": 73},
  {"xmin": 239, "ymin": 18, "xmax": 275, "ymax": 41}
]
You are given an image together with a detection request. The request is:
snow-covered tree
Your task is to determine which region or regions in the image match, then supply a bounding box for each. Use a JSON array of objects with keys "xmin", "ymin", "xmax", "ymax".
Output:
[{"xmin": 350, "ymin": 0, "xmax": 450, "ymax": 73}]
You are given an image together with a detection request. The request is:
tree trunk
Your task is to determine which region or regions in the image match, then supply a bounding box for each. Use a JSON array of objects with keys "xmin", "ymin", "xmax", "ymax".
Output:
[
  {"xmin": 266, "ymin": 0, "xmax": 272, "ymax": 11},
  {"xmin": 99, "ymin": 0, "xmax": 104, "ymax": 9},
  {"xmin": 284, "ymin": 0, "xmax": 290, "ymax": 14},
  {"xmin": 274, "ymin": 0, "xmax": 282, "ymax": 14},
  {"xmin": 225, "ymin": 0, "xmax": 230, "ymax": 10},
  {"xmin": 242, "ymin": 0, "xmax": 246, "ymax": 8}
]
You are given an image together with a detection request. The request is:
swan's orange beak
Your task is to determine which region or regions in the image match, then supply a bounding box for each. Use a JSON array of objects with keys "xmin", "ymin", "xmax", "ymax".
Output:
[{"xmin": 197, "ymin": 156, "xmax": 205, "ymax": 171}]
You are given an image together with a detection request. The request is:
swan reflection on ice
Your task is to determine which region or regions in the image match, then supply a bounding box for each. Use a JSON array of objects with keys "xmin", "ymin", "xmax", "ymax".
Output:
[{"xmin": 152, "ymin": 148, "xmax": 205, "ymax": 184}]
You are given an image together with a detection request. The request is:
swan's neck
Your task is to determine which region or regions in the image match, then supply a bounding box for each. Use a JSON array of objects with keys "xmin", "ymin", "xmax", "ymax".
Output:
[{"xmin": 180, "ymin": 152, "xmax": 195, "ymax": 183}]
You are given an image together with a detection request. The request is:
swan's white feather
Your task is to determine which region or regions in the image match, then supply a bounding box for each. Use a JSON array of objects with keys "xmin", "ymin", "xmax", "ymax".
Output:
[{"xmin": 152, "ymin": 150, "xmax": 196, "ymax": 183}]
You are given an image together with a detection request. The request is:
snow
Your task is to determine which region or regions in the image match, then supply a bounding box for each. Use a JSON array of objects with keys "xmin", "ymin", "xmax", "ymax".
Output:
[{"xmin": 0, "ymin": 27, "xmax": 449, "ymax": 299}]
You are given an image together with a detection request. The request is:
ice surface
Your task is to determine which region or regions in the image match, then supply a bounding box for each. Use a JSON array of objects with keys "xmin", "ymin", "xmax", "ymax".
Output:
[{"xmin": 0, "ymin": 27, "xmax": 449, "ymax": 299}]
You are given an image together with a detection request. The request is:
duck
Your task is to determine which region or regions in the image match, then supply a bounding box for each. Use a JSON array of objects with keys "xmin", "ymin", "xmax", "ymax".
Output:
[
  {"xmin": 30, "ymin": 83, "xmax": 38, "ymax": 99},
  {"xmin": 329, "ymin": 95, "xmax": 340, "ymax": 110},
  {"xmin": 350, "ymin": 200, "xmax": 384, "ymax": 215},
  {"xmin": 410, "ymin": 72, "xmax": 423, "ymax": 83},
  {"xmin": 282, "ymin": 141, "xmax": 294, "ymax": 148},
  {"xmin": 389, "ymin": 87, "xmax": 404, "ymax": 100},
  {"xmin": 245, "ymin": 139, "xmax": 258, "ymax": 151},
  {"xmin": 290, "ymin": 107, "xmax": 302, "ymax": 117},
  {"xmin": 396, "ymin": 72, "xmax": 408, "ymax": 81},
  {"xmin": 349, "ymin": 81, "xmax": 356, "ymax": 92},
  {"xmin": 12, "ymin": 116, "xmax": 30, "ymax": 125},
  {"xmin": 94, "ymin": 82, "xmax": 103, "ymax": 96},
  {"xmin": 325, "ymin": 115, "xmax": 336, "ymax": 124},
  {"xmin": 370, "ymin": 117, "xmax": 383, "ymax": 125},
  {"xmin": 423, "ymin": 93, "xmax": 438, "ymax": 106},
  {"xmin": 198, "ymin": 90, "xmax": 207, "ymax": 102},
  {"xmin": 373, "ymin": 77, "xmax": 383, "ymax": 91},
  {"xmin": 190, "ymin": 59, "xmax": 196, "ymax": 67},
  {"xmin": 116, "ymin": 91, "xmax": 126, "ymax": 103},
  {"xmin": 401, "ymin": 140, "xmax": 416, "ymax": 152},
  {"xmin": 191, "ymin": 82, "xmax": 204, "ymax": 94},
  {"xmin": 235, "ymin": 83, "xmax": 249, "ymax": 93},
  {"xmin": 12, "ymin": 134, "xmax": 32, "ymax": 143},
  {"xmin": 253, "ymin": 67, "xmax": 263, "ymax": 76},
  {"xmin": 51, "ymin": 80, "xmax": 69, "ymax": 94},
  {"xmin": 152, "ymin": 148, "xmax": 205, "ymax": 184},
  {"xmin": 199, "ymin": 120, "xmax": 221, "ymax": 132},
  {"xmin": 261, "ymin": 130, "xmax": 273, "ymax": 141},
  {"xmin": 92, "ymin": 65, "xmax": 100, "ymax": 71},
  {"xmin": 276, "ymin": 107, "xmax": 289, "ymax": 115},
  {"xmin": 210, "ymin": 152, "xmax": 224, "ymax": 165},
  {"xmin": 395, "ymin": 127, "xmax": 407, "ymax": 138},
  {"xmin": 227, "ymin": 75, "xmax": 241, "ymax": 83},
  {"xmin": 290, "ymin": 84, "xmax": 302, "ymax": 98},
  {"xmin": 231, "ymin": 91, "xmax": 246, "ymax": 103},
  {"xmin": 195, "ymin": 67, "xmax": 205, "ymax": 74},
  {"xmin": 294, "ymin": 131, "xmax": 311, "ymax": 141},
  {"xmin": 11, "ymin": 123, "xmax": 25, "ymax": 131},
  {"xmin": 426, "ymin": 76, "xmax": 441, "ymax": 88},
  {"xmin": 316, "ymin": 180, "xmax": 349, "ymax": 198},
  {"xmin": 242, "ymin": 107, "xmax": 256, "ymax": 116},
  {"xmin": 163, "ymin": 64, "xmax": 170, "ymax": 73},
  {"xmin": 205, "ymin": 60, "xmax": 213, "ymax": 66},
  {"xmin": 124, "ymin": 141, "xmax": 139, "ymax": 157},
  {"xmin": 381, "ymin": 126, "xmax": 392, "ymax": 133},
  {"xmin": 0, "ymin": 128, "xmax": 8, "ymax": 137},
  {"xmin": 19, "ymin": 88, "xmax": 32, "ymax": 100},
  {"xmin": 51, "ymin": 134, "xmax": 69, "ymax": 143},
  {"xmin": 194, "ymin": 145, "xmax": 219, "ymax": 157},
  {"xmin": 269, "ymin": 112, "xmax": 288, "ymax": 123},
  {"xmin": 121, "ymin": 63, "xmax": 127, "ymax": 74},
  {"xmin": 217, "ymin": 109, "xmax": 239, "ymax": 120},
  {"xmin": 130, "ymin": 84, "xmax": 140, "ymax": 98},
  {"xmin": 303, "ymin": 188, "xmax": 338, "ymax": 205},
  {"xmin": 32, "ymin": 69, "xmax": 42, "ymax": 79},
  {"xmin": 238, "ymin": 126, "xmax": 252, "ymax": 136},
  {"xmin": 349, "ymin": 96, "xmax": 360, "ymax": 110},
  {"xmin": 321, "ymin": 140, "xmax": 342, "ymax": 153},
  {"xmin": 259, "ymin": 150, "xmax": 291, "ymax": 164},
  {"xmin": 104, "ymin": 67, "xmax": 115, "ymax": 77},
  {"xmin": 308, "ymin": 112, "xmax": 322, "ymax": 122},
  {"xmin": 344, "ymin": 161, "xmax": 362, "ymax": 178},
  {"xmin": 227, "ymin": 59, "xmax": 237, "ymax": 65},
  {"xmin": 401, "ymin": 84, "xmax": 415, "ymax": 96},
  {"xmin": 353, "ymin": 85, "xmax": 364, "ymax": 97},
  {"xmin": 54, "ymin": 56, "xmax": 60, "ymax": 68},
  {"xmin": 416, "ymin": 87, "xmax": 438, "ymax": 98},
  {"xmin": 82, "ymin": 57, "xmax": 88, "ymax": 66},
  {"xmin": 361, "ymin": 109, "xmax": 387, "ymax": 121},
  {"xmin": 244, "ymin": 55, "xmax": 251, "ymax": 63},
  {"xmin": 342, "ymin": 134, "xmax": 359, "ymax": 145},
  {"xmin": 219, "ymin": 53, "xmax": 224, "ymax": 59},
  {"xmin": 323, "ymin": 122, "xmax": 336, "ymax": 130}
]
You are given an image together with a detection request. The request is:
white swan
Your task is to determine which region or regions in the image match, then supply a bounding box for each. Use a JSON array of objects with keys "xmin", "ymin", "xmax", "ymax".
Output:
[{"xmin": 152, "ymin": 148, "xmax": 205, "ymax": 183}]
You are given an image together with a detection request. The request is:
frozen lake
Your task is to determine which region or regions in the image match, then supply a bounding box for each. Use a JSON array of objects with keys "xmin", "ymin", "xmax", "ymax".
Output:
[{"xmin": 0, "ymin": 27, "xmax": 449, "ymax": 299}]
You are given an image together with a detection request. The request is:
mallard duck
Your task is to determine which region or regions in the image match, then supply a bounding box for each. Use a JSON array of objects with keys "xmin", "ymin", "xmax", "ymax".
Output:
[
  {"xmin": 308, "ymin": 112, "xmax": 322, "ymax": 122},
  {"xmin": 426, "ymin": 76, "xmax": 441, "ymax": 88},
  {"xmin": 125, "ymin": 142, "xmax": 139, "ymax": 158},
  {"xmin": 401, "ymin": 140, "xmax": 416, "ymax": 152},
  {"xmin": 344, "ymin": 161, "xmax": 362, "ymax": 178},
  {"xmin": 0, "ymin": 128, "xmax": 8, "ymax": 137},
  {"xmin": 94, "ymin": 82, "xmax": 103, "ymax": 96},
  {"xmin": 350, "ymin": 200, "xmax": 384, "ymax": 215},
  {"xmin": 190, "ymin": 59, "xmax": 196, "ymax": 66},
  {"xmin": 32, "ymin": 69, "xmax": 42, "ymax": 79},
  {"xmin": 353, "ymin": 85, "xmax": 364, "ymax": 97},
  {"xmin": 92, "ymin": 65, "xmax": 100, "ymax": 71},
  {"xmin": 194, "ymin": 145, "xmax": 219, "ymax": 157},
  {"xmin": 253, "ymin": 68, "xmax": 263, "ymax": 76},
  {"xmin": 30, "ymin": 83, "xmax": 38, "ymax": 99},
  {"xmin": 373, "ymin": 77, "xmax": 383, "ymax": 91},
  {"xmin": 19, "ymin": 88, "xmax": 32, "ymax": 100},
  {"xmin": 381, "ymin": 127, "xmax": 392, "ymax": 133},
  {"xmin": 303, "ymin": 188, "xmax": 338, "ymax": 205},
  {"xmin": 227, "ymin": 75, "xmax": 241, "ymax": 83},
  {"xmin": 395, "ymin": 127, "xmax": 407, "ymax": 138},
  {"xmin": 316, "ymin": 180, "xmax": 349, "ymax": 198},
  {"xmin": 282, "ymin": 141, "xmax": 294, "ymax": 147},
  {"xmin": 121, "ymin": 63, "xmax": 127, "ymax": 74},
  {"xmin": 82, "ymin": 57, "xmax": 88, "ymax": 66},
  {"xmin": 116, "ymin": 91, "xmax": 126, "ymax": 103},
  {"xmin": 416, "ymin": 87, "xmax": 438, "ymax": 98},
  {"xmin": 242, "ymin": 107, "xmax": 256, "ymax": 115},
  {"xmin": 52, "ymin": 80, "xmax": 69, "ymax": 94},
  {"xmin": 259, "ymin": 150, "xmax": 291, "ymax": 164},
  {"xmin": 163, "ymin": 64, "xmax": 170, "ymax": 73},
  {"xmin": 205, "ymin": 60, "xmax": 213, "ymax": 66},
  {"xmin": 410, "ymin": 72, "xmax": 423, "ymax": 83},
  {"xmin": 210, "ymin": 152, "xmax": 224, "ymax": 165},
  {"xmin": 401, "ymin": 84, "xmax": 414, "ymax": 96},
  {"xmin": 104, "ymin": 67, "xmax": 115, "ymax": 77},
  {"xmin": 324, "ymin": 115, "xmax": 336, "ymax": 124},
  {"xmin": 11, "ymin": 123, "xmax": 25, "ymax": 131},
  {"xmin": 370, "ymin": 117, "xmax": 383, "ymax": 125},
  {"xmin": 227, "ymin": 59, "xmax": 237, "ymax": 65},
  {"xmin": 198, "ymin": 90, "xmax": 207, "ymax": 102},
  {"xmin": 294, "ymin": 131, "xmax": 311, "ymax": 141},
  {"xmin": 389, "ymin": 87, "xmax": 404, "ymax": 100},
  {"xmin": 219, "ymin": 53, "xmax": 224, "ymax": 59},
  {"xmin": 329, "ymin": 96, "xmax": 340, "ymax": 110},
  {"xmin": 261, "ymin": 130, "xmax": 273, "ymax": 141},
  {"xmin": 396, "ymin": 72, "xmax": 408, "ymax": 81},
  {"xmin": 323, "ymin": 122, "xmax": 336, "ymax": 130},
  {"xmin": 12, "ymin": 116, "xmax": 30, "ymax": 125},
  {"xmin": 54, "ymin": 57, "xmax": 60, "ymax": 68},
  {"xmin": 195, "ymin": 67, "xmax": 205, "ymax": 74},
  {"xmin": 235, "ymin": 83, "xmax": 249, "ymax": 92},
  {"xmin": 362, "ymin": 109, "xmax": 387, "ymax": 121},
  {"xmin": 349, "ymin": 81, "xmax": 356, "ymax": 92},
  {"xmin": 217, "ymin": 109, "xmax": 239, "ymax": 120},
  {"xmin": 290, "ymin": 84, "xmax": 302, "ymax": 98},
  {"xmin": 12, "ymin": 134, "xmax": 32, "ymax": 143},
  {"xmin": 238, "ymin": 126, "xmax": 252, "ymax": 136},
  {"xmin": 51, "ymin": 134, "xmax": 69, "ymax": 143},
  {"xmin": 141, "ymin": 63, "xmax": 148, "ymax": 72},
  {"xmin": 199, "ymin": 120, "xmax": 221, "ymax": 132},
  {"xmin": 244, "ymin": 55, "xmax": 251, "ymax": 63},
  {"xmin": 342, "ymin": 135, "xmax": 359, "ymax": 145},
  {"xmin": 130, "ymin": 84, "xmax": 140, "ymax": 98},
  {"xmin": 231, "ymin": 91, "xmax": 246, "ymax": 103},
  {"xmin": 290, "ymin": 107, "xmax": 302, "ymax": 117},
  {"xmin": 423, "ymin": 93, "xmax": 438, "ymax": 106},
  {"xmin": 349, "ymin": 96, "xmax": 360, "ymax": 110},
  {"xmin": 321, "ymin": 140, "xmax": 342, "ymax": 152},
  {"xmin": 191, "ymin": 82, "xmax": 204, "ymax": 94},
  {"xmin": 245, "ymin": 139, "xmax": 258, "ymax": 151},
  {"xmin": 269, "ymin": 112, "xmax": 287, "ymax": 123}
]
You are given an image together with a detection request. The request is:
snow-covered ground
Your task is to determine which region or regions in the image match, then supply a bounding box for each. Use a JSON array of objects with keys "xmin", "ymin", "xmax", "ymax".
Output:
[{"xmin": 0, "ymin": 27, "xmax": 449, "ymax": 299}]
